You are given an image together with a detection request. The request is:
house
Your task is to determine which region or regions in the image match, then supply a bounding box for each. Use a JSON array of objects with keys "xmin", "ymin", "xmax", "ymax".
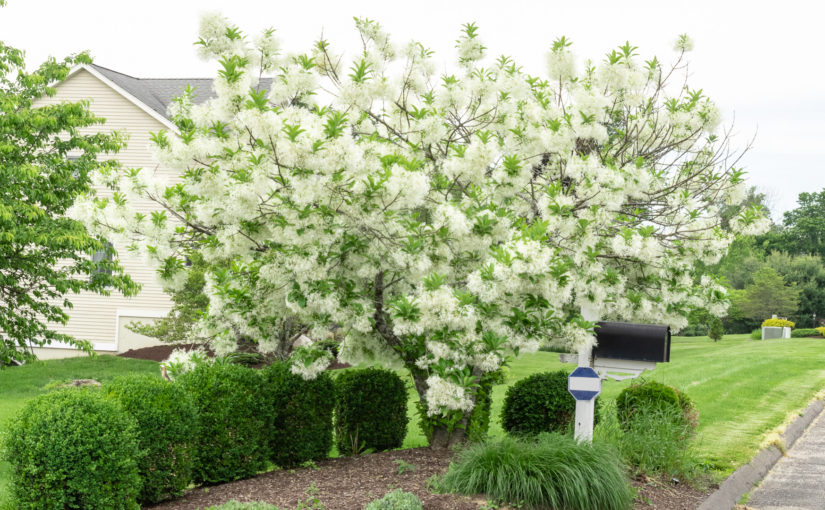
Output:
[{"xmin": 31, "ymin": 64, "xmax": 219, "ymax": 359}]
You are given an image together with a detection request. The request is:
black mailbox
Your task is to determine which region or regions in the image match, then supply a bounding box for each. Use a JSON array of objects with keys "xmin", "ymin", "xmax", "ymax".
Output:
[{"xmin": 593, "ymin": 322, "xmax": 671, "ymax": 363}]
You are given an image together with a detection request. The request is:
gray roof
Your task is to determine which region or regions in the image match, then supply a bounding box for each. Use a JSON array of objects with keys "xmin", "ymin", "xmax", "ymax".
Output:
[{"xmin": 90, "ymin": 64, "xmax": 272, "ymax": 121}]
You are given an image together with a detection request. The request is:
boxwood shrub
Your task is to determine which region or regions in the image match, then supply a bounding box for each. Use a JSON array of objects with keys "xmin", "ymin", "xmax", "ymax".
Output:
[
  {"xmin": 105, "ymin": 374, "xmax": 199, "ymax": 504},
  {"xmin": 335, "ymin": 367, "xmax": 409, "ymax": 455},
  {"xmin": 178, "ymin": 362, "xmax": 270, "ymax": 484},
  {"xmin": 263, "ymin": 361, "xmax": 335, "ymax": 467},
  {"xmin": 3, "ymin": 388, "xmax": 141, "ymax": 509},
  {"xmin": 616, "ymin": 379, "xmax": 697, "ymax": 430},
  {"xmin": 501, "ymin": 370, "xmax": 600, "ymax": 436}
]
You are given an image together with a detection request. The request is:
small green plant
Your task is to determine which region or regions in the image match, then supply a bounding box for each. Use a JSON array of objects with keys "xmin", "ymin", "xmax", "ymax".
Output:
[
  {"xmin": 501, "ymin": 370, "xmax": 601, "ymax": 436},
  {"xmin": 365, "ymin": 489, "xmax": 423, "ymax": 510},
  {"xmin": 750, "ymin": 328, "xmax": 762, "ymax": 340},
  {"xmin": 394, "ymin": 459, "xmax": 417, "ymax": 475},
  {"xmin": 708, "ymin": 317, "xmax": 724, "ymax": 341},
  {"xmin": 3, "ymin": 388, "xmax": 142, "ymax": 509},
  {"xmin": 334, "ymin": 368, "xmax": 409, "ymax": 455},
  {"xmin": 597, "ymin": 400, "xmax": 698, "ymax": 480},
  {"xmin": 440, "ymin": 433, "xmax": 633, "ymax": 510}
]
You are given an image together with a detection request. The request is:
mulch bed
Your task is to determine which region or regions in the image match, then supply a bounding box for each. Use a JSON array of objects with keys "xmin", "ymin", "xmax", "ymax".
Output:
[
  {"xmin": 147, "ymin": 448, "xmax": 480, "ymax": 510},
  {"xmin": 117, "ymin": 344, "xmax": 351, "ymax": 370},
  {"xmin": 125, "ymin": 345, "xmax": 711, "ymax": 509},
  {"xmin": 146, "ymin": 446, "xmax": 711, "ymax": 509}
]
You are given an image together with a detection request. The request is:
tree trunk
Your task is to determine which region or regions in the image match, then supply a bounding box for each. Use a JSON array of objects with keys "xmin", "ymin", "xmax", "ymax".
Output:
[{"xmin": 409, "ymin": 369, "xmax": 474, "ymax": 450}]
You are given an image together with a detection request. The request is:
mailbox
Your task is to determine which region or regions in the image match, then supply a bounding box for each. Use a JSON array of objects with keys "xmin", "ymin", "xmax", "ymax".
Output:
[{"xmin": 593, "ymin": 322, "xmax": 671, "ymax": 363}]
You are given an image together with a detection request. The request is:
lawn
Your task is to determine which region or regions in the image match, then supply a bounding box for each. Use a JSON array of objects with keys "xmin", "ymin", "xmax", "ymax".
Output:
[
  {"xmin": 0, "ymin": 355, "xmax": 160, "ymax": 507},
  {"xmin": 1, "ymin": 334, "xmax": 824, "ymax": 503}
]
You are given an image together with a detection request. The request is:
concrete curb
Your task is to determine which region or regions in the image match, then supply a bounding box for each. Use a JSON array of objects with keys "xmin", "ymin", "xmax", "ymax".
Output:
[{"xmin": 696, "ymin": 398, "xmax": 825, "ymax": 510}]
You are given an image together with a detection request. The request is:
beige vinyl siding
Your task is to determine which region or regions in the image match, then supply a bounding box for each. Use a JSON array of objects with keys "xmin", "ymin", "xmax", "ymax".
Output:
[{"xmin": 33, "ymin": 68, "xmax": 178, "ymax": 356}]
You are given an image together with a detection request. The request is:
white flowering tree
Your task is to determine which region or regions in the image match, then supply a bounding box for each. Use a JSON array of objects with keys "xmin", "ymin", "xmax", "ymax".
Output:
[{"xmin": 75, "ymin": 15, "xmax": 768, "ymax": 447}]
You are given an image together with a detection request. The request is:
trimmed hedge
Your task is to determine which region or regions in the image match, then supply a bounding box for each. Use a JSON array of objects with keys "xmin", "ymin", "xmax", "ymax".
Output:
[
  {"xmin": 616, "ymin": 380, "xmax": 697, "ymax": 430},
  {"xmin": 105, "ymin": 375, "xmax": 199, "ymax": 505},
  {"xmin": 501, "ymin": 370, "xmax": 600, "ymax": 436},
  {"xmin": 178, "ymin": 362, "xmax": 270, "ymax": 484},
  {"xmin": 791, "ymin": 328, "xmax": 820, "ymax": 338},
  {"xmin": 263, "ymin": 362, "xmax": 335, "ymax": 467},
  {"xmin": 335, "ymin": 367, "xmax": 409, "ymax": 455},
  {"xmin": 3, "ymin": 388, "xmax": 141, "ymax": 509}
]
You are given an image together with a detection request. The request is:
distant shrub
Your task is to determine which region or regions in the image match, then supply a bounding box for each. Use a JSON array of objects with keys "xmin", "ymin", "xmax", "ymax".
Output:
[
  {"xmin": 616, "ymin": 380, "xmax": 697, "ymax": 431},
  {"xmin": 791, "ymin": 328, "xmax": 819, "ymax": 338},
  {"xmin": 105, "ymin": 375, "xmax": 198, "ymax": 505},
  {"xmin": 501, "ymin": 371, "xmax": 600, "ymax": 436},
  {"xmin": 761, "ymin": 318, "xmax": 795, "ymax": 328},
  {"xmin": 817, "ymin": 327, "xmax": 825, "ymax": 337},
  {"xmin": 335, "ymin": 368, "xmax": 409, "ymax": 455},
  {"xmin": 365, "ymin": 489, "xmax": 423, "ymax": 510},
  {"xmin": 3, "ymin": 389, "xmax": 141, "ymax": 509},
  {"xmin": 178, "ymin": 363, "xmax": 270, "ymax": 484},
  {"xmin": 263, "ymin": 362, "xmax": 335, "ymax": 467},
  {"xmin": 750, "ymin": 328, "xmax": 762, "ymax": 340},
  {"xmin": 708, "ymin": 317, "xmax": 724, "ymax": 341},
  {"xmin": 440, "ymin": 433, "xmax": 632, "ymax": 510}
]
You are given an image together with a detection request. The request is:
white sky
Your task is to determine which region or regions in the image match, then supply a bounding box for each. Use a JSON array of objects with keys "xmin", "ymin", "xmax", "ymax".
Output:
[{"xmin": 2, "ymin": 0, "xmax": 822, "ymax": 219}]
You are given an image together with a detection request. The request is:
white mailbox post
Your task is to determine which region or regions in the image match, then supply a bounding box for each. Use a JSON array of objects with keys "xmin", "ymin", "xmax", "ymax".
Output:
[{"xmin": 568, "ymin": 366, "xmax": 601, "ymax": 442}]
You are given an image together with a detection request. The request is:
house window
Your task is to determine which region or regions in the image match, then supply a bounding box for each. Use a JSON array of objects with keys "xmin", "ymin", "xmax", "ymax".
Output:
[{"xmin": 90, "ymin": 241, "xmax": 114, "ymax": 283}]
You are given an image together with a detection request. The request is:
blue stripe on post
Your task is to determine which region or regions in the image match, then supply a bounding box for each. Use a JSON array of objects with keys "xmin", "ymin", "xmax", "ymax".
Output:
[{"xmin": 568, "ymin": 366, "xmax": 602, "ymax": 401}]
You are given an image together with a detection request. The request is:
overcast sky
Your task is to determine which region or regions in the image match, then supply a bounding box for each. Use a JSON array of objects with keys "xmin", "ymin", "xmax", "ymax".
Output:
[{"xmin": 2, "ymin": 0, "xmax": 821, "ymax": 219}]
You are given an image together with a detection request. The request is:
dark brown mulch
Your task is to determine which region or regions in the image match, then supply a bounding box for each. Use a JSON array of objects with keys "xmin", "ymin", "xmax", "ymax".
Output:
[
  {"xmin": 631, "ymin": 474, "xmax": 713, "ymax": 509},
  {"xmin": 117, "ymin": 344, "xmax": 351, "ymax": 370},
  {"xmin": 146, "ymin": 447, "xmax": 480, "ymax": 510},
  {"xmin": 146, "ymin": 446, "xmax": 712, "ymax": 510}
]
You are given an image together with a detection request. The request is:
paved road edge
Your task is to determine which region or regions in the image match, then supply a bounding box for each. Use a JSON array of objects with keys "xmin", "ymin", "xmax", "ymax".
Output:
[{"xmin": 696, "ymin": 398, "xmax": 825, "ymax": 510}]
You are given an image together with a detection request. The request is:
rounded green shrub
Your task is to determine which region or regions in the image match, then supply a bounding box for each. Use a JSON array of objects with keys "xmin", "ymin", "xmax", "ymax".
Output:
[
  {"xmin": 441, "ymin": 433, "xmax": 633, "ymax": 510},
  {"xmin": 365, "ymin": 489, "xmax": 423, "ymax": 510},
  {"xmin": 178, "ymin": 362, "xmax": 270, "ymax": 484},
  {"xmin": 335, "ymin": 367, "xmax": 409, "ymax": 455},
  {"xmin": 105, "ymin": 374, "xmax": 199, "ymax": 504},
  {"xmin": 3, "ymin": 388, "xmax": 141, "ymax": 509},
  {"xmin": 501, "ymin": 370, "xmax": 600, "ymax": 436},
  {"xmin": 263, "ymin": 361, "xmax": 335, "ymax": 467},
  {"xmin": 616, "ymin": 380, "xmax": 697, "ymax": 430}
]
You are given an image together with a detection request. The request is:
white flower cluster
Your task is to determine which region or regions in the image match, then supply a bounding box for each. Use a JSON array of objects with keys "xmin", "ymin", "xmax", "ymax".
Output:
[
  {"xmin": 78, "ymin": 16, "xmax": 767, "ymax": 420},
  {"xmin": 163, "ymin": 347, "xmax": 212, "ymax": 379}
]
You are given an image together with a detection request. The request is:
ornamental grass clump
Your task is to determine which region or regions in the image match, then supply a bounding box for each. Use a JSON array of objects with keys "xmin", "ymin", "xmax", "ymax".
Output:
[
  {"xmin": 440, "ymin": 433, "xmax": 632, "ymax": 510},
  {"xmin": 105, "ymin": 374, "xmax": 199, "ymax": 505},
  {"xmin": 3, "ymin": 388, "xmax": 142, "ymax": 510}
]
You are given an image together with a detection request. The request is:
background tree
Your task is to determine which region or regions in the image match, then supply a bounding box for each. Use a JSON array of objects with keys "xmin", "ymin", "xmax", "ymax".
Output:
[
  {"xmin": 737, "ymin": 267, "xmax": 799, "ymax": 321},
  {"xmin": 775, "ymin": 191, "xmax": 825, "ymax": 258},
  {"xmin": 78, "ymin": 16, "xmax": 767, "ymax": 446},
  {"xmin": 765, "ymin": 252, "xmax": 825, "ymax": 327},
  {"xmin": 0, "ymin": 33, "xmax": 136, "ymax": 365}
]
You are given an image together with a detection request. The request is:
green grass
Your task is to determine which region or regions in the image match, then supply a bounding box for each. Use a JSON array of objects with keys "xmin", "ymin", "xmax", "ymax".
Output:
[
  {"xmin": 1, "ymin": 334, "xmax": 823, "ymax": 503},
  {"xmin": 399, "ymin": 334, "xmax": 825, "ymax": 476},
  {"xmin": 0, "ymin": 355, "xmax": 160, "ymax": 506}
]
